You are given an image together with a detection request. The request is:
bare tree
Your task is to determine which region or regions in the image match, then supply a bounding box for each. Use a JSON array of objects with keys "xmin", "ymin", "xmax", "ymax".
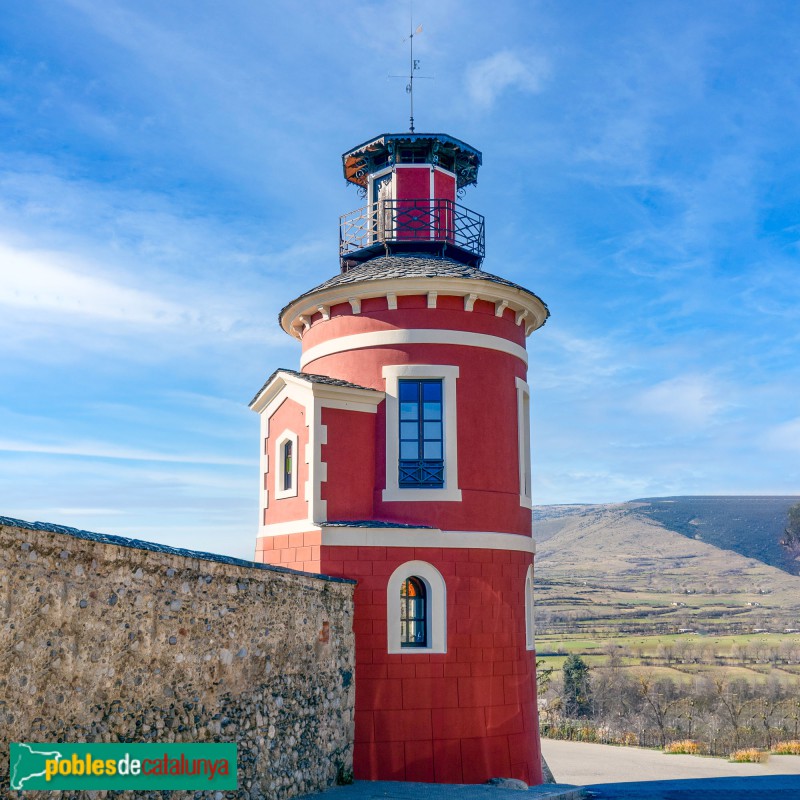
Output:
[
  {"xmin": 753, "ymin": 675, "xmax": 786, "ymax": 749},
  {"xmin": 637, "ymin": 674, "xmax": 682, "ymax": 747},
  {"xmin": 713, "ymin": 677, "xmax": 753, "ymax": 749}
]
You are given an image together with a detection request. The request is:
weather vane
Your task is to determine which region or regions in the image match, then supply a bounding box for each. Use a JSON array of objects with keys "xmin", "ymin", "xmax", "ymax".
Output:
[{"xmin": 389, "ymin": 4, "xmax": 433, "ymax": 133}]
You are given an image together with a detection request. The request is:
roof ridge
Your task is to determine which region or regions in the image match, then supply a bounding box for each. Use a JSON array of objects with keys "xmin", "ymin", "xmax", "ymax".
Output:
[{"xmin": 249, "ymin": 367, "xmax": 379, "ymax": 407}]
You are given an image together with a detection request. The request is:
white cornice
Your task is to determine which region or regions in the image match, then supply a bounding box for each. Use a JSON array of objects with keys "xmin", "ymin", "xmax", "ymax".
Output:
[
  {"xmin": 318, "ymin": 526, "xmax": 536, "ymax": 553},
  {"xmin": 280, "ymin": 275, "xmax": 549, "ymax": 340},
  {"xmin": 256, "ymin": 523, "xmax": 537, "ymax": 554},
  {"xmin": 300, "ymin": 328, "xmax": 528, "ymax": 370}
]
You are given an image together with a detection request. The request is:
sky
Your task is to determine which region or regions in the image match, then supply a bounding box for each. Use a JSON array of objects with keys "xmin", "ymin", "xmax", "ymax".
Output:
[{"xmin": 1, "ymin": 0, "xmax": 799, "ymax": 560}]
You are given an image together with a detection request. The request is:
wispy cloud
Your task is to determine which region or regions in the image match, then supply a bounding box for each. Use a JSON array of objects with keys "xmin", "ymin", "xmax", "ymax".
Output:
[
  {"xmin": 466, "ymin": 50, "xmax": 548, "ymax": 109},
  {"xmin": 635, "ymin": 374, "xmax": 727, "ymax": 427},
  {"xmin": 0, "ymin": 439, "xmax": 251, "ymax": 466},
  {"xmin": 0, "ymin": 241, "xmax": 187, "ymax": 324}
]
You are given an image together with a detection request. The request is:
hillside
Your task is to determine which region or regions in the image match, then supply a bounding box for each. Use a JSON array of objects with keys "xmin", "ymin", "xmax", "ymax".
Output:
[
  {"xmin": 533, "ymin": 500, "xmax": 800, "ymax": 635},
  {"xmin": 633, "ymin": 496, "xmax": 800, "ymax": 574}
]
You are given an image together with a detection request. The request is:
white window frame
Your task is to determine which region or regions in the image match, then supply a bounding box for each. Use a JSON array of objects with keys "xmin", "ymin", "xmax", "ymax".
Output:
[
  {"xmin": 525, "ymin": 564, "xmax": 535, "ymax": 650},
  {"xmin": 382, "ymin": 364, "xmax": 461, "ymax": 502},
  {"xmin": 273, "ymin": 429, "xmax": 299, "ymax": 500},
  {"xmin": 516, "ymin": 377, "xmax": 532, "ymax": 509},
  {"xmin": 387, "ymin": 560, "xmax": 447, "ymax": 654}
]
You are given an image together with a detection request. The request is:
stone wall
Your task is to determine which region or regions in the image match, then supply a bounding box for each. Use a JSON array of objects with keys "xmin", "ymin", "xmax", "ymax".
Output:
[{"xmin": 0, "ymin": 517, "xmax": 356, "ymax": 799}]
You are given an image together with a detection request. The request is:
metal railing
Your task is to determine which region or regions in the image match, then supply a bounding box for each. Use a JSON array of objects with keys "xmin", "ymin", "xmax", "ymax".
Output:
[
  {"xmin": 399, "ymin": 459, "xmax": 445, "ymax": 488},
  {"xmin": 339, "ymin": 199, "xmax": 485, "ymax": 266}
]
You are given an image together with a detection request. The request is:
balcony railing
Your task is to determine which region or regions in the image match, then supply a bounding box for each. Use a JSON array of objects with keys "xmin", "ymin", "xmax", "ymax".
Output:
[{"xmin": 339, "ymin": 199, "xmax": 485, "ymax": 269}]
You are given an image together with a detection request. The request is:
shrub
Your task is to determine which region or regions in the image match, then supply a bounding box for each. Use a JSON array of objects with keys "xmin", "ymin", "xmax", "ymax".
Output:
[
  {"xmin": 616, "ymin": 732, "xmax": 639, "ymax": 747},
  {"xmin": 772, "ymin": 741, "xmax": 800, "ymax": 755},
  {"xmin": 664, "ymin": 740, "xmax": 703, "ymax": 755},
  {"xmin": 729, "ymin": 748, "xmax": 769, "ymax": 763}
]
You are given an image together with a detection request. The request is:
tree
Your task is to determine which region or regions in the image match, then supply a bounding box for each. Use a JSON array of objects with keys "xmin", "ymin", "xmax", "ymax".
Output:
[
  {"xmin": 562, "ymin": 654, "xmax": 592, "ymax": 718},
  {"xmin": 536, "ymin": 658, "xmax": 554, "ymax": 697},
  {"xmin": 713, "ymin": 677, "xmax": 753, "ymax": 749},
  {"xmin": 637, "ymin": 674, "xmax": 682, "ymax": 748}
]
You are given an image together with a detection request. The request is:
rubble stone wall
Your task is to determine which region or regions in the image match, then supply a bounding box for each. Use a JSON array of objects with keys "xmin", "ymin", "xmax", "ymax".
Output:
[{"xmin": 0, "ymin": 518, "xmax": 355, "ymax": 800}]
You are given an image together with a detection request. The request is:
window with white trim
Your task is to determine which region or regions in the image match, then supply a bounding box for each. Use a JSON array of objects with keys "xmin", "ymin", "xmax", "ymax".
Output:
[
  {"xmin": 387, "ymin": 560, "xmax": 447, "ymax": 653},
  {"xmin": 398, "ymin": 378, "xmax": 444, "ymax": 488},
  {"xmin": 273, "ymin": 429, "xmax": 299, "ymax": 500},
  {"xmin": 516, "ymin": 377, "xmax": 532, "ymax": 508},
  {"xmin": 281, "ymin": 439, "xmax": 293, "ymax": 491},
  {"xmin": 382, "ymin": 365, "xmax": 461, "ymax": 503},
  {"xmin": 525, "ymin": 564, "xmax": 535, "ymax": 650}
]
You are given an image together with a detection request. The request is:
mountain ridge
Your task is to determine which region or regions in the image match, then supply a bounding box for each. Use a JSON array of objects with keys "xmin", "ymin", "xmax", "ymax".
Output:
[{"xmin": 532, "ymin": 496, "xmax": 800, "ymax": 634}]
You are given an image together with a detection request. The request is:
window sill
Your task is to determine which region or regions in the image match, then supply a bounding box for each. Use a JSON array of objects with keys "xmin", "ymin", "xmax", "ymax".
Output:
[
  {"xmin": 388, "ymin": 644, "xmax": 447, "ymax": 655},
  {"xmin": 382, "ymin": 487, "xmax": 463, "ymax": 503}
]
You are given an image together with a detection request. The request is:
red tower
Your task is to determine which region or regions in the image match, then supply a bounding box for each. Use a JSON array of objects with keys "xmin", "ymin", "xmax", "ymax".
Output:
[{"xmin": 251, "ymin": 132, "xmax": 549, "ymax": 784}]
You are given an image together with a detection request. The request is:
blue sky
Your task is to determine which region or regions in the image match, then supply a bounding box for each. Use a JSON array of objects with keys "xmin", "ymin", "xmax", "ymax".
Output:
[{"xmin": 1, "ymin": 1, "xmax": 799, "ymax": 559}]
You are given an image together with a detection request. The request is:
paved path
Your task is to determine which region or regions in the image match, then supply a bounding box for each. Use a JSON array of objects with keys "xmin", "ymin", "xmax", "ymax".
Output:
[
  {"xmin": 298, "ymin": 782, "xmax": 583, "ymax": 800},
  {"xmin": 586, "ymin": 775, "xmax": 800, "ymax": 799},
  {"xmin": 542, "ymin": 738, "xmax": 800, "ymax": 799}
]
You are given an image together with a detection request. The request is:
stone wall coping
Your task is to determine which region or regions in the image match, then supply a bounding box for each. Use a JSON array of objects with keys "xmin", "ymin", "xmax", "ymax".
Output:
[{"xmin": 0, "ymin": 515, "xmax": 356, "ymax": 585}]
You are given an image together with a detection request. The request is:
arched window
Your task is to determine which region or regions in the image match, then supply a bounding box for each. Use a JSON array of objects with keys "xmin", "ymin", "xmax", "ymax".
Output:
[
  {"xmin": 274, "ymin": 429, "xmax": 298, "ymax": 500},
  {"xmin": 282, "ymin": 439, "xmax": 293, "ymax": 491},
  {"xmin": 387, "ymin": 560, "xmax": 446, "ymax": 653},
  {"xmin": 400, "ymin": 577, "xmax": 427, "ymax": 647}
]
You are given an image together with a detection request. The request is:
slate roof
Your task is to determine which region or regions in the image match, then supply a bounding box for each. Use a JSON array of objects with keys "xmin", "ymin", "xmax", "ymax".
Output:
[
  {"xmin": 279, "ymin": 255, "xmax": 548, "ymax": 320},
  {"xmin": 0, "ymin": 516, "xmax": 355, "ymax": 584},
  {"xmin": 249, "ymin": 368, "xmax": 379, "ymax": 407}
]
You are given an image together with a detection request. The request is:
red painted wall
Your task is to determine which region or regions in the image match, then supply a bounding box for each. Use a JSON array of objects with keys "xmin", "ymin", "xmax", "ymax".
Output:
[
  {"xmin": 395, "ymin": 165, "xmax": 431, "ymax": 200},
  {"xmin": 319, "ymin": 544, "xmax": 542, "ymax": 785},
  {"xmin": 255, "ymin": 529, "xmax": 321, "ymax": 573},
  {"xmin": 304, "ymin": 342, "xmax": 530, "ymax": 536},
  {"xmin": 433, "ymin": 169, "xmax": 456, "ymax": 240},
  {"xmin": 433, "ymin": 169, "xmax": 456, "ymax": 204},
  {"xmin": 264, "ymin": 397, "xmax": 309, "ymax": 524},
  {"xmin": 395, "ymin": 166, "xmax": 432, "ymax": 242},
  {"xmin": 321, "ymin": 406, "xmax": 376, "ymax": 521}
]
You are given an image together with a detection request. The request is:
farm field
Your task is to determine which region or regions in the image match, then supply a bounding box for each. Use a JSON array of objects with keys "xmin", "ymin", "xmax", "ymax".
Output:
[
  {"xmin": 533, "ymin": 500, "xmax": 800, "ymax": 638},
  {"xmin": 535, "ymin": 631, "xmax": 800, "ymax": 682}
]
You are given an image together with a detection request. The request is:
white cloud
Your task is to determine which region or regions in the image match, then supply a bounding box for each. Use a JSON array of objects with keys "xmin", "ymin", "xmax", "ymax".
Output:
[
  {"xmin": 531, "ymin": 328, "xmax": 627, "ymax": 390},
  {"xmin": 0, "ymin": 241, "xmax": 188, "ymax": 324},
  {"xmin": 635, "ymin": 374, "xmax": 725, "ymax": 427},
  {"xmin": 0, "ymin": 438, "xmax": 251, "ymax": 466},
  {"xmin": 466, "ymin": 50, "xmax": 548, "ymax": 109}
]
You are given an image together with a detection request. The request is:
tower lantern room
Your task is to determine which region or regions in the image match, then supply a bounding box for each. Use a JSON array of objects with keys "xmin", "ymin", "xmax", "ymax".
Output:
[{"xmin": 340, "ymin": 133, "xmax": 485, "ymax": 269}]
